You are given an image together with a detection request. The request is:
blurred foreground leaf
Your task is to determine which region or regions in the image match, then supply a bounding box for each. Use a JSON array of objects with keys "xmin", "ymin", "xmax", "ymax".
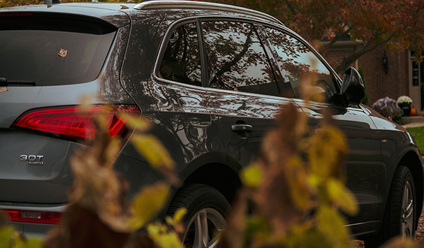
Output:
[
  {"xmin": 127, "ymin": 182, "xmax": 170, "ymax": 230},
  {"xmin": 165, "ymin": 208, "xmax": 186, "ymax": 234},
  {"xmin": 147, "ymin": 222, "xmax": 184, "ymax": 248},
  {"xmin": 0, "ymin": 226, "xmax": 43, "ymax": 248},
  {"xmin": 0, "ymin": 226, "xmax": 14, "ymax": 247},
  {"xmin": 240, "ymin": 163, "xmax": 263, "ymax": 188},
  {"xmin": 326, "ymin": 179, "xmax": 358, "ymax": 215},
  {"xmin": 316, "ymin": 206, "xmax": 353, "ymax": 248}
]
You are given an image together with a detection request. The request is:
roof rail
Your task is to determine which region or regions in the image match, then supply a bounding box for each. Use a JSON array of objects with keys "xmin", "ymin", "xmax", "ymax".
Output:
[{"xmin": 134, "ymin": 0, "xmax": 283, "ymax": 26}]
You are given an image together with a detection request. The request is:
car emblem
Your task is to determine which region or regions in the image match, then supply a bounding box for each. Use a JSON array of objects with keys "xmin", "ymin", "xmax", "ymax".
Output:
[
  {"xmin": 57, "ymin": 48, "xmax": 68, "ymax": 58},
  {"xmin": 20, "ymin": 155, "xmax": 44, "ymax": 165}
]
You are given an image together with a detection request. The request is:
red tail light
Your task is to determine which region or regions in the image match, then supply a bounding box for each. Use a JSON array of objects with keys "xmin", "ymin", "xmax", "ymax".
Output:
[
  {"xmin": 2, "ymin": 210, "xmax": 61, "ymax": 224},
  {"xmin": 14, "ymin": 105, "xmax": 140, "ymax": 139}
]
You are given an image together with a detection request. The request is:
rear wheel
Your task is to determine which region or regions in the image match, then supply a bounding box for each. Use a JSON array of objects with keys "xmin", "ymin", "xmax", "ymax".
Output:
[
  {"xmin": 168, "ymin": 184, "xmax": 230, "ymax": 248},
  {"xmin": 365, "ymin": 165, "xmax": 416, "ymax": 247}
]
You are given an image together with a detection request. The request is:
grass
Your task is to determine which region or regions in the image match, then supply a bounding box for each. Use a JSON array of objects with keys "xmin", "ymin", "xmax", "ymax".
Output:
[{"xmin": 407, "ymin": 126, "xmax": 424, "ymax": 153}]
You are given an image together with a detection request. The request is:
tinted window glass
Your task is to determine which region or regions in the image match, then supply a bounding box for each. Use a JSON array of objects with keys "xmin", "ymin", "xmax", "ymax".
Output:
[
  {"xmin": 160, "ymin": 22, "xmax": 201, "ymax": 86},
  {"xmin": 202, "ymin": 21, "xmax": 278, "ymax": 96},
  {"xmin": 266, "ymin": 28, "xmax": 336, "ymax": 100},
  {"xmin": 0, "ymin": 19, "xmax": 115, "ymax": 86}
]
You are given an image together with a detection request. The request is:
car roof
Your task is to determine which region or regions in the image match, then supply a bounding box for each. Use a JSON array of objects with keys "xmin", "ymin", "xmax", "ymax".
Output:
[
  {"xmin": 0, "ymin": 1, "xmax": 283, "ymax": 28},
  {"xmin": 0, "ymin": 3, "xmax": 137, "ymax": 27}
]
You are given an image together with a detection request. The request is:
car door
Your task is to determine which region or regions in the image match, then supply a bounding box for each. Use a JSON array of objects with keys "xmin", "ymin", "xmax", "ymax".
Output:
[
  {"xmin": 199, "ymin": 19, "xmax": 293, "ymax": 168},
  {"xmin": 261, "ymin": 25, "xmax": 385, "ymax": 234},
  {"xmin": 120, "ymin": 18, "xmax": 230, "ymax": 189}
]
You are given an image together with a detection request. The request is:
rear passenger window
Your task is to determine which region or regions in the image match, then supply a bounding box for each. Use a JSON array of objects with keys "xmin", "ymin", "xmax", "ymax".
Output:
[
  {"xmin": 201, "ymin": 21, "xmax": 279, "ymax": 96},
  {"xmin": 160, "ymin": 22, "xmax": 202, "ymax": 86},
  {"xmin": 265, "ymin": 28, "xmax": 336, "ymax": 101}
]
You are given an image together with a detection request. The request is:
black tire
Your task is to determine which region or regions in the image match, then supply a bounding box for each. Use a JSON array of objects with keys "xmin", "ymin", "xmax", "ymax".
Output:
[
  {"xmin": 364, "ymin": 165, "xmax": 417, "ymax": 247},
  {"xmin": 168, "ymin": 184, "xmax": 230, "ymax": 248}
]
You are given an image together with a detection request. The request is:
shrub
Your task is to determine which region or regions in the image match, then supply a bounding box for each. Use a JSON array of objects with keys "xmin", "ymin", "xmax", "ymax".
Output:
[{"xmin": 372, "ymin": 97, "xmax": 402, "ymax": 121}]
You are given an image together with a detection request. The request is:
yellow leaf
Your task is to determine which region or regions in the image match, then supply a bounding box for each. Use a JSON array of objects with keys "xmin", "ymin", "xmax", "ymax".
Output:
[
  {"xmin": 173, "ymin": 208, "xmax": 187, "ymax": 223},
  {"xmin": 316, "ymin": 206, "xmax": 353, "ymax": 248},
  {"xmin": 147, "ymin": 222, "xmax": 184, "ymax": 248},
  {"xmin": 0, "ymin": 226, "xmax": 14, "ymax": 247},
  {"xmin": 286, "ymin": 156, "xmax": 311, "ymax": 210},
  {"xmin": 14, "ymin": 236, "xmax": 43, "ymax": 248},
  {"xmin": 165, "ymin": 208, "xmax": 186, "ymax": 226},
  {"xmin": 131, "ymin": 134, "xmax": 175, "ymax": 170},
  {"xmin": 326, "ymin": 179, "xmax": 358, "ymax": 215},
  {"xmin": 168, "ymin": 208, "xmax": 186, "ymax": 234},
  {"xmin": 309, "ymin": 126, "xmax": 347, "ymax": 179},
  {"xmin": 307, "ymin": 174, "xmax": 320, "ymax": 189},
  {"xmin": 127, "ymin": 182, "xmax": 170, "ymax": 230},
  {"xmin": 119, "ymin": 112, "xmax": 152, "ymax": 132},
  {"xmin": 241, "ymin": 163, "xmax": 263, "ymax": 187}
]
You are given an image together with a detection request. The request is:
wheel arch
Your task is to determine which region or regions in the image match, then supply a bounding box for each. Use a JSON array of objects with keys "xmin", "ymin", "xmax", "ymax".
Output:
[{"xmin": 181, "ymin": 162, "xmax": 242, "ymax": 205}]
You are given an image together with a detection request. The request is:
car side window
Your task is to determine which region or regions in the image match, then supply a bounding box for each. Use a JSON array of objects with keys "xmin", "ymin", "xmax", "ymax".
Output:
[
  {"xmin": 201, "ymin": 21, "xmax": 279, "ymax": 96},
  {"xmin": 159, "ymin": 22, "xmax": 202, "ymax": 86},
  {"xmin": 265, "ymin": 28, "xmax": 336, "ymax": 101}
]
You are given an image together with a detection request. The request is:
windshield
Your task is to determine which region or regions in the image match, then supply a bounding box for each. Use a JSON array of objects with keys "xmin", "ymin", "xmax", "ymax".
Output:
[{"xmin": 0, "ymin": 17, "xmax": 116, "ymax": 86}]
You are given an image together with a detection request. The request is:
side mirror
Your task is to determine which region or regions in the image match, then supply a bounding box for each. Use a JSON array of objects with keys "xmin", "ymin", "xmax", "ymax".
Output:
[{"xmin": 341, "ymin": 67, "xmax": 365, "ymax": 105}]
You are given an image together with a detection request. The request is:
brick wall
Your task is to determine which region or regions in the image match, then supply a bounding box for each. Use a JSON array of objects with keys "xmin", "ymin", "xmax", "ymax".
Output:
[{"xmin": 322, "ymin": 45, "xmax": 409, "ymax": 106}]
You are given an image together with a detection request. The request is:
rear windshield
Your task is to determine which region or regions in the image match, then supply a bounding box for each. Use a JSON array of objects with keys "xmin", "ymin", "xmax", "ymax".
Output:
[{"xmin": 0, "ymin": 14, "xmax": 117, "ymax": 86}]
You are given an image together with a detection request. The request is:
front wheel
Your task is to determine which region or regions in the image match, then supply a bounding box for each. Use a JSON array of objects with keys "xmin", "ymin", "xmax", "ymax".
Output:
[
  {"xmin": 168, "ymin": 184, "xmax": 230, "ymax": 248},
  {"xmin": 365, "ymin": 165, "xmax": 417, "ymax": 247}
]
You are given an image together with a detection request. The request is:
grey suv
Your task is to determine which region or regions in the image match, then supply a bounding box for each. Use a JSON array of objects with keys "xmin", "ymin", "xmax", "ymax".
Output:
[{"xmin": 0, "ymin": 1, "xmax": 422, "ymax": 247}]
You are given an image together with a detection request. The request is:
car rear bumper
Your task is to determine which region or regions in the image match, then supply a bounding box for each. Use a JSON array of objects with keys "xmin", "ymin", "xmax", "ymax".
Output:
[{"xmin": 0, "ymin": 203, "xmax": 66, "ymax": 239}]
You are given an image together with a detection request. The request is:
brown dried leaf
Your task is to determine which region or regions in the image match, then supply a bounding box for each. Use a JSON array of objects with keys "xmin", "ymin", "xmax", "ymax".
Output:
[
  {"xmin": 44, "ymin": 204, "xmax": 130, "ymax": 248},
  {"xmin": 381, "ymin": 236, "xmax": 420, "ymax": 248}
]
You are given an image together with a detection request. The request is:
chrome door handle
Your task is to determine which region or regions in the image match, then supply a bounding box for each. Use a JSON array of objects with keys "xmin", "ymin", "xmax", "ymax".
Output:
[{"xmin": 231, "ymin": 124, "xmax": 253, "ymax": 136}]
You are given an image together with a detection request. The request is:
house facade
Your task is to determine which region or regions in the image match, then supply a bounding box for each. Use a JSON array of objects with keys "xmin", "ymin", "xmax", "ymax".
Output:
[{"xmin": 324, "ymin": 43, "xmax": 418, "ymax": 113}]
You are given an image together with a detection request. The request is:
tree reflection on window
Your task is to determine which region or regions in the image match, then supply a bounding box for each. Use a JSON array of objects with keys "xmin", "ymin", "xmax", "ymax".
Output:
[
  {"xmin": 266, "ymin": 28, "xmax": 336, "ymax": 100},
  {"xmin": 202, "ymin": 21, "xmax": 278, "ymax": 96},
  {"xmin": 160, "ymin": 22, "xmax": 202, "ymax": 86}
]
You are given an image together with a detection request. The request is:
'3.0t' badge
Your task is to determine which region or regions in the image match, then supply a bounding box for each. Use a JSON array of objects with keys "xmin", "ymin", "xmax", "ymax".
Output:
[{"xmin": 20, "ymin": 155, "xmax": 44, "ymax": 165}]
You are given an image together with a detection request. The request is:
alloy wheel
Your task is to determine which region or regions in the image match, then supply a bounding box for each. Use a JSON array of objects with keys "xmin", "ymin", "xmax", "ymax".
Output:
[
  {"xmin": 183, "ymin": 208, "xmax": 226, "ymax": 248},
  {"xmin": 401, "ymin": 180, "xmax": 414, "ymax": 237}
]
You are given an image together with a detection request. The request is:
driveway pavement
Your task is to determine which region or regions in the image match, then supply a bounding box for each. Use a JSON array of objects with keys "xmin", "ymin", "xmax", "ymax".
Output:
[{"xmin": 398, "ymin": 116, "xmax": 424, "ymax": 128}]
